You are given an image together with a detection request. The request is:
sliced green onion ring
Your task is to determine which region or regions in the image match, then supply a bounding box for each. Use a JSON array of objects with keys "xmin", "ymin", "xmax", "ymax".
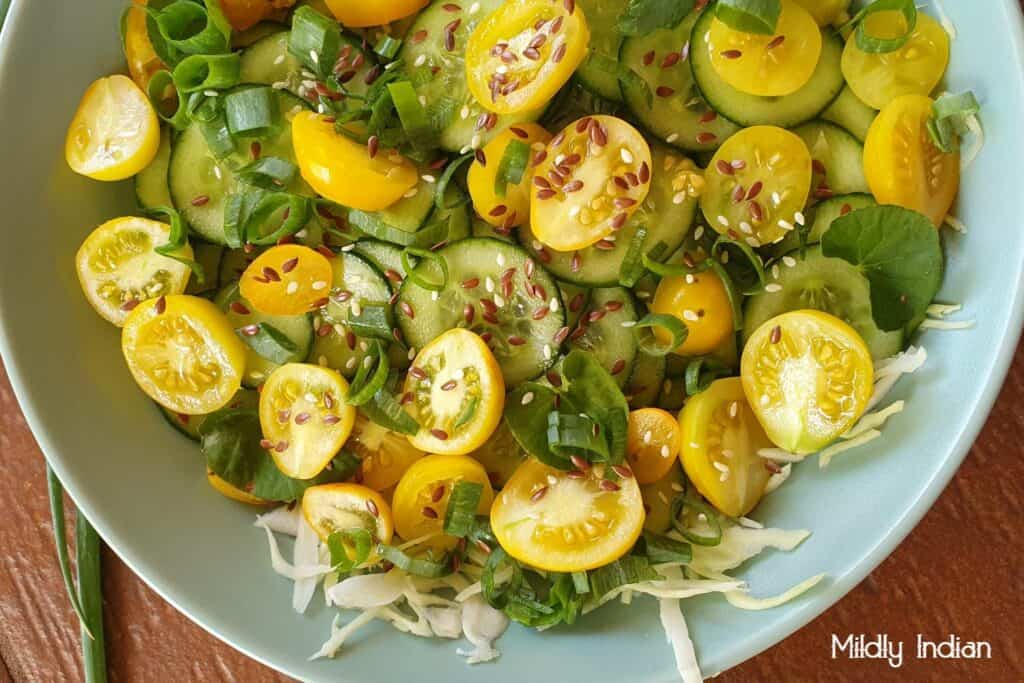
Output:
[
  {"xmin": 236, "ymin": 322, "xmax": 299, "ymax": 365},
  {"xmin": 684, "ymin": 356, "xmax": 733, "ymax": 396},
  {"xmin": 929, "ymin": 90, "xmax": 981, "ymax": 153},
  {"xmin": 547, "ymin": 411, "xmax": 610, "ymax": 463},
  {"xmin": 715, "ymin": 0, "xmax": 782, "ymax": 36},
  {"xmin": 236, "ymin": 156, "xmax": 297, "ymax": 190},
  {"xmin": 388, "ymin": 81, "xmax": 437, "ymax": 152},
  {"xmin": 670, "ymin": 495, "xmax": 723, "ymax": 547},
  {"xmin": 147, "ymin": 205, "xmax": 205, "ymax": 283},
  {"xmin": 378, "ymin": 544, "xmax": 451, "ymax": 578},
  {"xmin": 374, "ymin": 35, "xmax": 403, "ymax": 60},
  {"xmin": 435, "ymin": 153, "xmax": 474, "ymax": 210},
  {"xmin": 712, "ymin": 236, "xmax": 767, "ymax": 295},
  {"xmin": 288, "ymin": 5, "xmax": 341, "ymax": 78},
  {"xmin": 146, "ymin": 70, "xmax": 190, "ymax": 130},
  {"xmin": 847, "ymin": 0, "xmax": 917, "ymax": 54},
  {"xmin": 225, "ymin": 86, "xmax": 280, "ymax": 138},
  {"xmin": 643, "ymin": 531, "xmax": 693, "ymax": 564},
  {"xmin": 402, "ymin": 246, "xmax": 449, "ymax": 291},
  {"xmin": 151, "ymin": 0, "xmax": 231, "ymax": 57},
  {"xmin": 632, "ymin": 313, "xmax": 688, "ymax": 357},
  {"xmin": 640, "ymin": 252, "xmax": 711, "ymax": 278},
  {"xmin": 494, "ymin": 139, "xmax": 531, "ymax": 198},
  {"xmin": 443, "ymin": 481, "xmax": 484, "ymax": 537},
  {"xmin": 327, "ymin": 528, "xmax": 373, "ymax": 573},
  {"xmin": 244, "ymin": 193, "xmax": 311, "ymax": 245},
  {"xmin": 361, "ymin": 372, "xmax": 420, "ymax": 436},
  {"xmin": 172, "ymin": 53, "xmax": 240, "ymax": 93},
  {"xmin": 347, "ymin": 342, "xmax": 390, "ymax": 407}
]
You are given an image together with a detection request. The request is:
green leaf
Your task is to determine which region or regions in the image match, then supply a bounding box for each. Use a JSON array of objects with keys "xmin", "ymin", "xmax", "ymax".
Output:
[
  {"xmin": 443, "ymin": 481, "xmax": 484, "ymax": 537},
  {"xmin": 821, "ymin": 205, "xmax": 943, "ymax": 332},
  {"xmin": 715, "ymin": 0, "xmax": 781, "ymax": 35},
  {"xmin": 505, "ymin": 384, "xmax": 574, "ymax": 469},
  {"xmin": 588, "ymin": 556, "xmax": 660, "ymax": 598},
  {"xmin": 236, "ymin": 322, "xmax": 301, "ymax": 365},
  {"xmin": 643, "ymin": 532, "xmax": 693, "ymax": 564},
  {"xmin": 619, "ymin": 0, "xmax": 695, "ymax": 36},
  {"xmin": 562, "ymin": 350, "xmax": 631, "ymax": 464}
]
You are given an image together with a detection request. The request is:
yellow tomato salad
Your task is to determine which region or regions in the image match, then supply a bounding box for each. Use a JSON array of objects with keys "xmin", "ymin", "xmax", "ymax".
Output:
[{"xmin": 69, "ymin": 0, "xmax": 979, "ymax": 675}]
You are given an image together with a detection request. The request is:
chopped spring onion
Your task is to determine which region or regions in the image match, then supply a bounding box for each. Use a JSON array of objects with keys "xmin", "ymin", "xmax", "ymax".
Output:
[
  {"xmin": 928, "ymin": 91, "xmax": 981, "ymax": 154},
  {"xmin": 846, "ymin": 0, "xmax": 917, "ymax": 54},
  {"xmin": 374, "ymin": 35, "xmax": 403, "ymax": 60},
  {"xmin": 684, "ymin": 356, "xmax": 733, "ymax": 396},
  {"xmin": 76, "ymin": 511, "xmax": 107, "ymax": 683},
  {"xmin": 347, "ymin": 341, "xmax": 390, "ymax": 407},
  {"xmin": 244, "ymin": 192, "xmax": 312, "ymax": 245},
  {"xmin": 712, "ymin": 236, "xmax": 767, "ymax": 295},
  {"xmin": 289, "ymin": 5, "xmax": 340, "ymax": 78},
  {"xmin": 146, "ymin": 70, "xmax": 190, "ymax": 130},
  {"xmin": 572, "ymin": 571, "xmax": 591, "ymax": 594},
  {"xmin": 225, "ymin": 86, "xmax": 280, "ymax": 138},
  {"xmin": 443, "ymin": 481, "xmax": 484, "ymax": 537},
  {"xmin": 632, "ymin": 313, "xmax": 688, "ymax": 357},
  {"xmin": 223, "ymin": 190, "xmax": 264, "ymax": 249},
  {"xmin": 481, "ymin": 547, "xmax": 524, "ymax": 609},
  {"xmin": 378, "ymin": 544, "xmax": 451, "ymax": 578},
  {"xmin": 388, "ymin": 81, "xmax": 437, "ymax": 152},
  {"xmin": 715, "ymin": 0, "xmax": 781, "ymax": 35},
  {"xmin": 327, "ymin": 528, "xmax": 374, "ymax": 573},
  {"xmin": 236, "ymin": 156, "xmax": 298, "ymax": 191},
  {"xmin": 236, "ymin": 322, "xmax": 299, "ymax": 365},
  {"xmin": 150, "ymin": 0, "xmax": 231, "ymax": 58},
  {"xmin": 199, "ymin": 111, "xmax": 235, "ymax": 160},
  {"xmin": 641, "ymin": 252, "xmax": 709, "ymax": 279},
  {"xmin": 493, "ymin": 140, "xmax": 531, "ymax": 198},
  {"xmin": 670, "ymin": 496, "xmax": 723, "ymax": 547},
  {"xmin": 360, "ymin": 372, "xmax": 420, "ymax": 436},
  {"xmin": 547, "ymin": 411, "xmax": 610, "ymax": 463},
  {"xmin": 402, "ymin": 246, "xmax": 449, "ymax": 291},
  {"xmin": 347, "ymin": 303, "xmax": 394, "ymax": 341},
  {"xmin": 435, "ymin": 153, "xmax": 474, "ymax": 210},
  {"xmin": 172, "ymin": 53, "xmax": 240, "ymax": 94},
  {"xmin": 617, "ymin": 227, "xmax": 649, "ymax": 287},
  {"xmin": 644, "ymin": 532, "xmax": 693, "ymax": 564},
  {"xmin": 147, "ymin": 205, "xmax": 205, "ymax": 283},
  {"xmin": 588, "ymin": 556, "xmax": 661, "ymax": 599},
  {"xmin": 707, "ymin": 260, "xmax": 745, "ymax": 331}
]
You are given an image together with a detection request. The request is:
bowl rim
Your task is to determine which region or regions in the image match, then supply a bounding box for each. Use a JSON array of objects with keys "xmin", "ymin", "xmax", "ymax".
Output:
[{"xmin": 2, "ymin": 0, "xmax": 1024, "ymax": 679}]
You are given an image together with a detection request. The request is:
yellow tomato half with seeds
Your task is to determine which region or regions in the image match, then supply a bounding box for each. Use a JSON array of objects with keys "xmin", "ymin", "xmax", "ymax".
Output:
[
  {"xmin": 76, "ymin": 216, "xmax": 193, "ymax": 326},
  {"xmin": 392, "ymin": 454, "xmax": 494, "ymax": 550},
  {"xmin": 864, "ymin": 94, "xmax": 959, "ymax": 226},
  {"xmin": 626, "ymin": 408, "xmax": 683, "ymax": 485},
  {"xmin": 741, "ymin": 311, "xmax": 873, "ymax": 454},
  {"xmin": 650, "ymin": 268, "xmax": 734, "ymax": 356},
  {"xmin": 467, "ymin": 123, "xmax": 552, "ymax": 230},
  {"xmin": 531, "ymin": 115, "xmax": 653, "ymax": 252},
  {"xmin": 292, "ymin": 112, "xmax": 418, "ymax": 211},
  {"xmin": 708, "ymin": 0, "xmax": 822, "ymax": 97},
  {"xmin": 302, "ymin": 482, "xmax": 394, "ymax": 544},
  {"xmin": 346, "ymin": 413, "xmax": 425, "ymax": 492},
  {"xmin": 403, "ymin": 329, "xmax": 505, "ymax": 455},
  {"xmin": 122, "ymin": 295, "xmax": 246, "ymax": 415},
  {"xmin": 466, "ymin": 0, "xmax": 590, "ymax": 114},
  {"xmin": 701, "ymin": 126, "xmax": 812, "ymax": 246},
  {"xmin": 841, "ymin": 10, "xmax": 950, "ymax": 111},
  {"xmin": 259, "ymin": 363, "xmax": 357, "ymax": 479},
  {"xmin": 66, "ymin": 75, "xmax": 160, "ymax": 181},
  {"xmin": 324, "ymin": 0, "xmax": 428, "ymax": 27},
  {"xmin": 491, "ymin": 458, "xmax": 645, "ymax": 572},
  {"xmin": 239, "ymin": 244, "xmax": 334, "ymax": 316}
]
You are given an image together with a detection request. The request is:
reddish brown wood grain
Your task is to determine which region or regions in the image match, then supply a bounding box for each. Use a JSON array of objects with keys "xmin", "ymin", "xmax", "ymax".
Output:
[{"xmin": 1, "ymin": 344, "xmax": 1021, "ymax": 682}]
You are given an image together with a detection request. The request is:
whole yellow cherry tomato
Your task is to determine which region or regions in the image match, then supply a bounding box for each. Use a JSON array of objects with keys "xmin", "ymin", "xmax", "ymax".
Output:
[
  {"xmin": 841, "ymin": 10, "xmax": 950, "ymax": 110},
  {"xmin": 302, "ymin": 482, "xmax": 394, "ymax": 544},
  {"xmin": 531, "ymin": 115, "xmax": 653, "ymax": 252},
  {"xmin": 121, "ymin": 295, "xmax": 246, "ymax": 414},
  {"xmin": 466, "ymin": 0, "xmax": 590, "ymax": 114},
  {"xmin": 66, "ymin": 75, "xmax": 160, "ymax": 181},
  {"xmin": 701, "ymin": 125, "xmax": 812, "ymax": 246},
  {"xmin": 467, "ymin": 123, "xmax": 552, "ymax": 230},
  {"xmin": 259, "ymin": 363, "xmax": 357, "ymax": 479},
  {"xmin": 403, "ymin": 329, "xmax": 505, "ymax": 455},
  {"xmin": 741, "ymin": 311, "xmax": 874, "ymax": 454},
  {"xmin": 650, "ymin": 268, "xmax": 734, "ymax": 356},
  {"xmin": 491, "ymin": 458, "xmax": 645, "ymax": 572},
  {"xmin": 626, "ymin": 408, "xmax": 683, "ymax": 485},
  {"xmin": 346, "ymin": 413, "xmax": 425, "ymax": 492},
  {"xmin": 640, "ymin": 462, "xmax": 685, "ymax": 534},
  {"xmin": 291, "ymin": 111, "xmax": 418, "ymax": 211},
  {"xmin": 679, "ymin": 377, "xmax": 773, "ymax": 518},
  {"xmin": 794, "ymin": 0, "xmax": 851, "ymax": 26},
  {"xmin": 123, "ymin": 1, "xmax": 166, "ymax": 90},
  {"xmin": 708, "ymin": 0, "xmax": 822, "ymax": 98},
  {"xmin": 207, "ymin": 469, "xmax": 270, "ymax": 505},
  {"xmin": 324, "ymin": 0, "xmax": 428, "ymax": 27},
  {"xmin": 864, "ymin": 94, "xmax": 958, "ymax": 226},
  {"xmin": 239, "ymin": 244, "xmax": 334, "ymax": 316},
  {"xmin": 76, "ymin": 216, "xmax": 194, "ymax": 327},
  {"xmin": 392, "ymin": 454, "xmax": 494, "ymax": 550}
]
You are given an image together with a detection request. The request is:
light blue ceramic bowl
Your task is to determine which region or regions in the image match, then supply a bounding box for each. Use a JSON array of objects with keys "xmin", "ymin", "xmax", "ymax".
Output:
[{"xmin": 1, "ymin": 1, "xmax": 1022, "ymax": 680}]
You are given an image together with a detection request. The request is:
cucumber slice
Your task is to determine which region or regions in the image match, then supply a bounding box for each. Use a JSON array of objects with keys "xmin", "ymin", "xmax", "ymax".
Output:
[
  {"xmin": 135, "ymin": 127, "xmax": 173, "ymax": 210},
  {"xmin": 472, "ymin": 216, "xmax": 516, "ymax": 243},
  {"xmin": 397, "ymin": 238, "xmax": 566, "ymax": 385},
  {"xmin": 232, "ymin": 21, "xmax": 286, "ymax": 49},
  {"xmin": 557, "ymin": 281, "xmax": 590, "ymax": 330},
  {"xmin": 620, "ymin": 10, "xmax": 740, "ymax": 153},
  {"xmin": 159, "ymin": 389, "xmax": 259, "ymax": 441},
  {"xmin": 575, "ymin": 0, "xmax": 629, "ymax": 102},
  {"xmin": 822, "ymin": 86, "xmax": 877, "ymax": 143},
  {"xmin": 793, "ymin": 120, "xmax": 869, "ymax": 197},
  {"xmin": 185, "ymin": 242, "xmax": 224, "ymax": 295},
  {"xmin": 347, "ymin": 173, "xmax": 438, "ymax": 239},
  {"xmin": 568, "ymin": 287, "xmax": 638, "ymax": 388},
  {"xmin": 399, "ymin": 0, "xmax": 543, "ymax": 153},
  {"xmin": 310, "ymin": 251, "xmax": 395, "ymax": 378},
  {"xmin": 540, "ymin": 82, "xmax": 623, "ymax": 134},
  {"xmin": 352, "ymin": 240, "xmax": 413, "ymax": 286},
  {"xmin": 626, "ymin": 350, "xmax": 667, "ymax": 409},
  {"xmin": 691, "ymin": 9, "xmax": 845, "ymax": 128},
  {"xmin": 771, "ymin": 193, "xmax": 876, "ymax": 256},
  {"xmin": 218, "ymin": 247, "xmax": 256, "ymax": 285},
  {"xmin": 519, "ymin": 145, "xmax": 699, "ymax": 286},
  {"xmin": 168, "ymin": 89, "xmax": 313, "ymax": 244},
  {"xmin": 215, "ymin": 281, "xmax": 314, "ymax": 387},
  {"xmin": 744, "ymin": 246, "xmax": 903, "ymax": 360}
]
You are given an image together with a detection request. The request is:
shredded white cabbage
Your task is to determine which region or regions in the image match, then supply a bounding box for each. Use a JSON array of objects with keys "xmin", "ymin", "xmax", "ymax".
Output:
[
  {"xmin": 962, "ymin": 114, "xmax": 984, "ymax": 168},
  {"xmin": 310, "ymin": 610, "xmax": 382, "ymax": 660},
  {"xmin": 657, "ymin": 567, "xmax": 703, "ymax": 683},
  {"xmin": 255, "ymin": 524, "xmax": 333, "ymax": 581},
  {"xmin": 868, "ymin": 346, "xmax": 927, "ymax": 412},
  {"xmin": 919, "ymin": 318, "xmax": 975, "ymax": 330},
  {"xmin": 690, "ymin": 525, "xmax": 811, "ymax": 576},
  {"xmin": 927, "ymin": 303, "xmax": 962, "ymax": 317},
  {"xmin": 292, "ymin": 517, "xmax": 321, "ymax": 614},
  {"xmin": 842, "ymin": 401, "xmax": 905, "ymax": 441},
  {"xmin": 757, "ymin": 448, "xmax": 807, "ymax": 464},
  {"xmin": 943, "ymin": 214, "xmax": 968, "ymax": 234},
  {"xmin": 254, "ymin": 505, "xmax": 300, "ymax": 536},
  {"xmin": 819, "ymin": 429, "xmax": 882, "ymax": 468},
  {"xmin": 457, "ymin": 596, "xmax": 509, "ymax": 665},
  {"xmin": 724, "ymin": 574, "xmax": 826, "ymax": 611},
  {"xmin": 764, "ymin": 463, "xmax": 792, "ymax": 494},
  {"xmin": 327, "ymin": 570, "xmax": 407, "ymax": 609}
]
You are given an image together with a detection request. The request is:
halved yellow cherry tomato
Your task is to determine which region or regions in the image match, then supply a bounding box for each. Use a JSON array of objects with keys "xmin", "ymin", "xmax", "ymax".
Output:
[
  {"xmin": 679, "ymin": 377, "xmax": 773, "ymax": 518},
  {"xmin": 122, "ymin": 295, "xmax": 246, "ymax": 414},
  {"xmin": 702, "ymin": 126, "xmax": 812, "ymax": 246},
  {"xmin": 650, "ymin": 269, "xmax": 734, "ymax": 356},
  {"xmin": 259, "ymin": 363, "xmax": 357, "ymax": 479},
  {"xmin": 239, "ymin": 244, "xmax": 333, "ymax": 316},
  {"xmin": 206, "ymin": 469, "xmax": 270, "ymax": 505},
  {"xmin": 841, "ymin": 10, "xmax": 950, "ymax": 111},
  {"xmin": 531, "ymin": 115, "xmax": 652, "ymax": 252},
  {"xmin": 708, "ymin": 0, "xmax": 822, "ymax": 98},
  {"xmin": 741, "ymin": 311, "xmax": 873, "ymax": 454},
  {"xmin": 292, "ymin": 111, "xmax": 418, "ymax": 211},
  {"xmin": 467, "ymin": 123, "xmax": 552, "ymax": 230},
  {"xmin": 467, "ymin": 420, "xmax": 528, "ymax": 489},
  {"xmin": 346, "ymin": 413, "xmax": 425, "ymax": 492},
  {"xmin": 76, "ymin": 216, "xmax": 193, "ymax": 326},
  {"xmin": 302, "ymin": 482, "xmax": 394, "ymax": 544},
  {"xmin": 640, "ymin": 462, "xmax": 685, "ymax": 534},
  {"xmin": 324, "ymin": 0, "xmax": 427, "ymax": 27},
  {"xmin": 794, "ymin": 0, "xmax": 851, "ymax": 26},
  {"xmin": 392, "ymin": 454, "xmax": 494, "ymax": 550},
  {"xmin": 66, "ymin": 75, "xmax": 160, "ymax": 181},
  {"xmin": 220, "ymin": 0, "xmax": 297, "ymax": 31},
  {"xmin": 864, "ymin": 94, "xmax": 958, "ymax": 226},
  {"xmin": 123, "ymin": 1, "xmax": 166, "ymax": 90},
  {"xmin": 466, "ymin": 0, "xmax": 589, "ymax": 115},
  {"xmin": 403, "ymin": 329, "xmax": 505, "ymax": 455},
  {"xmin": 626, "ymin": 408, "xmax": 683, "ymax": 485},
  {"xmin": 491, "ymin": 458, "xmax": 645, "ymax": 572}
]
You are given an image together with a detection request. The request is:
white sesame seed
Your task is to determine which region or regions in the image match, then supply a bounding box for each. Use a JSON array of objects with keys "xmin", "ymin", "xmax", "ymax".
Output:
[
  {"xmin": 333, "ymin": 324, "xmax": 345, "ymax": 336},
  {"xmin": 620, "ymin": 320, "xmax": 637, "ymax": 328},
  {"xmin": 771, "ymin": 264, "xmax": 780, "ymax": 280},
  {"xmin": 783, "ymin": 255, "xmax": 797, "ymax": 267},
  {"xmin": 286, "ymin": 281, "xmax": 299, "ymax": 295},
  {"xmin": 422, "ymin": 174, "xmax": 437, "ymax": 183},
  {"xmin": 310, "ymin": 50, "xmax": 319, "ymax": 64},
  {"xmin": 346, "ymin": 358, "xmax": 357, "ymax": 370},
  {"xmin": 746, "ymin": 237, "xmax": 760, "ymax": 248},
  {"xmin": 765, "ymin": 283, "xmax": 783, "ymax": 293},
  {"xmin": 643, "ymin": 430, "xmax": 653, "ymax": 444},
  {"xmin": 408, "ymin": 347, "xmax": 417, "ymax": 360},
  {"xmin": 670, "ymin": 482, "xmax": 684, "ymax": 492},
  {"xmin": 497, "ymin": 65, "xmax": 508, "ymax": 74},
  {"xmin": 683, "ymin": 309, "xmax": 699, "ymax": 322},
  {"xmin": 717, "ymin": 215, "xmax": 730, "ymax": 228},
  {"xmin": 295, "ymin": 229, "xmax": 308, "ymax": 240},
  {"xmin": 713, "ymin": 461, "xmax": 729, "ymax": 473},
  {"xmin": 496, "ymin": 253, "xmax": 506, "ymax": 267},
  {"xmin": 720, "ymin": 470, "xmax": 730, "ymax": 482},
  {"xmin": 459, "ymin": 145, "xmax": 472, "ymax": 154},
  {"xmin": 471, "ymin": 134, "xmax": 481, "ymax": 149},
  {"xmin": 532, "ymin": 240, "xmax": 543, "ymax": 250},
  {"xmin": 431, "ymin": 291, "xmax": 439, "ymax": 301},
  {"xmin": 550, "ymin": 298, "xmax": 559, "ymax": 312},
  {"xmin": 312, "ymin": 280, "xmax": 328, "ymax": 290},
  {"xmin": 739, "ymin": 221, "xmax": 753, "ymax": 234},
  {"xmin": 795, "ymin": 211, "xmax": 806, "ymax": 226},
  {"xmin": 403, "ymin": 187, "xmax": 419, "ymax": 199},
  {"xmin": 729, "ymin": 401, "xmax": 738, "ymax": 418},
  {"xmin": 494, "ymin": 293, "xmax": 504, "ymax": 307},
  {"xmin": 569, "ymin": 205, "xmax": 581, "ymax": 217},
  {"xmin": 694, "ymin": 226, "xmax": 704, "ymax": 240},
  {"xmin": 363, "ymin": 356, "xmax": 375, "ymax": 368},
  {"xmin": 213, "ymin": 165, "xmax": 223, "ymax": 180},
  {"xmin": 771, "ymin": 191, "xmax": 782, "ymax": 206},
  {"xmin": 778, "ymin": 219, "xmax": 794, "ymax": 231},
  {"xmin": 273, "ymin": 55, "xmax": 285, "ymax": 65},
  {"xmin": 351, "ymin": 301, "xmax": 362, "ymax": 316},
  {"xmin": 660, "ymin": 445, "xmax": 671, "ymax": 458},
  {"xmin": 485, "ymin": 277, "xmax": 495, "ymax": 292},
  {"xmin": 414, "ymin": 54, "xmax": 427, "ymax": 67},
  {"xmin": 304, "ymin": 392, "xmax": 317, "ymax": 403},
  {"xmin": 543, "ymin": 344, "xmax": 552, "ymax": 360},
  {"xmin": 359, "ymin": 341, "xmax": 369, "ymax": 352},
  {"xmin": 203, "ymin": 89, "xmax": 218, "ymax": 98},
  {"xmin": 460, "ymin": 105, "xmax": 470, "ymax": 120},
  {"xmin": 318, "ymin": 355, "xmax": 328, "ymax": 366},
  {"xmin": 341, "ymin": 244, "xmax": 356, "ymax": 252},
  {"xmin": 469, "ymin": 1, "xmax": 480, "ymax": 13},
  {"xmin": 620, "ymin": 148, "xmax": 634, "ymax": 164},
  {"xmin": 666, "ymin": 133, "xmax": 680, "ymax": 143},
  {"xmin": 760, "ymin": 394, "xmax": 770, "ymax": 406},
  {"xmin": 272, "ymin": 80, "xmax": 288, "ymax": 90},
  {"xmin": 419, "ymin": 95, "xmax": 428, "ymax": 107}
]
